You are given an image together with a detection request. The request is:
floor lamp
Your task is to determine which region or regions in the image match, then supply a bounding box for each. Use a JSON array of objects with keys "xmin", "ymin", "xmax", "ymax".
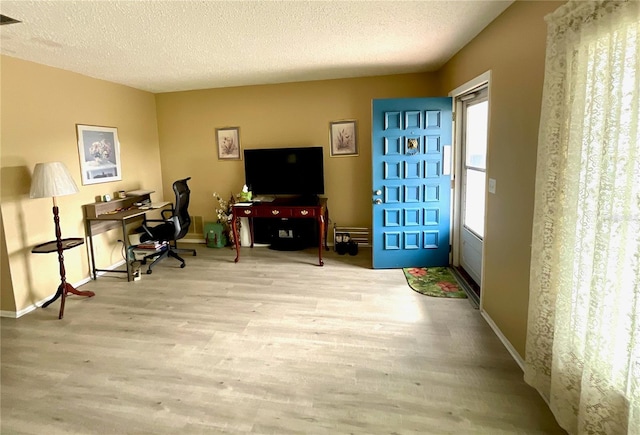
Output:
[{"xmin": 30, "ymin": 162, "xmax": 94, "ymax": 319}]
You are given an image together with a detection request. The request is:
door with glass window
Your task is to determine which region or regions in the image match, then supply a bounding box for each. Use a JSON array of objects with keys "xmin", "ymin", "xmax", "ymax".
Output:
[{"xmin": 459, "ymin": 89, "xmax": 488, "ymax": 286}]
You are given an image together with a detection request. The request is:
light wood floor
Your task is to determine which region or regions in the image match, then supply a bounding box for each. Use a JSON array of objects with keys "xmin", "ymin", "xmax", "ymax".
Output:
[{"xmin": 1, "ymin": 246, "xmax": 564, "ymax": 434}]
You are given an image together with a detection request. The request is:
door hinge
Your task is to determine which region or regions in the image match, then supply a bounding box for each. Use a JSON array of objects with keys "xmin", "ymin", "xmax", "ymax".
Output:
[
  {"xmin": 449, "ymin": 244, "xmax": 452, "ymax": 253},
  {"xmin": 452, "ymin": 112, "xmax": 456, "ymax": 122}
]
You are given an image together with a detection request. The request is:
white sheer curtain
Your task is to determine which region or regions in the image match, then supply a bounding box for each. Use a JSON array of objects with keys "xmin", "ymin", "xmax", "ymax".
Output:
[{"xmin": 525, "ymin": 1, "xmax": 640, "ymax": 434}]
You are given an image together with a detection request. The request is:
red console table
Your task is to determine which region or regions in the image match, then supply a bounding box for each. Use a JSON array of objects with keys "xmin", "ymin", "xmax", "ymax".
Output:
[{"xmin": 231, "ymin": 198, "xmax": 329, "ymax": 266}]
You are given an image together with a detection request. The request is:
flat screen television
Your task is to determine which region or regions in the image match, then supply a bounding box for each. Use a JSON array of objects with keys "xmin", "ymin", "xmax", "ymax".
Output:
[{"xmin": 244, "ymin": 147, "xmax": 324, "ymax": 196}]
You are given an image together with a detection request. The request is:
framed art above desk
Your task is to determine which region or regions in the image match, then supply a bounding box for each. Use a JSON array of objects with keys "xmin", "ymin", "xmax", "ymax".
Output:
[
  {"xmin": 76, "ymin": 124, "xmax": 122, "ymax": 185},
  {"xmin": 83, "ymin": 193, "xmax": 171, "ymax": 281}
]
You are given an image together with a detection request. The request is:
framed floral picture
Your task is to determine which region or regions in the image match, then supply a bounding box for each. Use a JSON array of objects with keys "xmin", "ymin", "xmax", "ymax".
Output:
[
  {"xmin": 216, "ymin": 127, "xmax": 241, "ymax": 160},
  {"xmin": 76, "ymin": 124, "xmax": 122, "ymax": 185},
  {"xmin": 330, "ymin": 120, "xmax": 358, "ymax": 157}
]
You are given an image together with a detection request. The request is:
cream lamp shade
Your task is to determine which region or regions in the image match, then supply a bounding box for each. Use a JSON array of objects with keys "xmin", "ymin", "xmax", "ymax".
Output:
[{"xmin": 30, "ymin": 162, "xmax": 79, "ymax": 199}]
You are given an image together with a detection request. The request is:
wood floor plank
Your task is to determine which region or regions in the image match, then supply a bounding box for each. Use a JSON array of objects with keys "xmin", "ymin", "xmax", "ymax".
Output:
[{"xmin": 1, "ymin": 246, "xmax": 564, "ymax": 434}]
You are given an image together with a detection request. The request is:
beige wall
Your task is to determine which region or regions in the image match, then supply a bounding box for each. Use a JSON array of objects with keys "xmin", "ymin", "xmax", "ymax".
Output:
[
  {"xmin": 155, "ymin": 73, "xmax": 439, "ymax": 236},
  {"xmin": 0, "ymin": 56, "xmax": 163, "ymax": 313},
  {"xmin": 1, "ymin": 210, "xmax": 16, "ymax": 312},
  {"xmin": 438, "ymin": 0, "xmax": 562, "ymax": 357}
]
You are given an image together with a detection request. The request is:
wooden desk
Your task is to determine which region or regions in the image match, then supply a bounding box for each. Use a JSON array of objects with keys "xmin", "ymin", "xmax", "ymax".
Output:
[
  {"xmin": 83, "ymin": 193, "xmax": 171, "ymax": 281},
  {"xmin": 231, "ymin": 198, "xmax": 329, "ymax": 266},
  {"xmin": 32, "ymin": 237, "xmax": 95, "ymax": 319}
]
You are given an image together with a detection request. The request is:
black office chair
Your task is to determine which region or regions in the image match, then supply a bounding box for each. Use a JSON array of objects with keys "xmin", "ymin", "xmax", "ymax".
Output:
[{"xmin": 140, "ymin": 177, "xmax": 196, "ymax": 274}]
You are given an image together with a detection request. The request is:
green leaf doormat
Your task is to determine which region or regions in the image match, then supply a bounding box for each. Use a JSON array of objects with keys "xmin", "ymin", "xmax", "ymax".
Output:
[{"xmin": 402, "ymin": 267, "xmax": 467, "ymax": 298}]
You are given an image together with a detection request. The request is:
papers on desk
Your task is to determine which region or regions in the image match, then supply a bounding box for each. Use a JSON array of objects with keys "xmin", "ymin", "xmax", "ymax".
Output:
[
  {"xmin": 138, "ymin": 201, "xmax": 171, "ymax": 210},
  {"xmin": 131, "ymin": 241, "xmax": 168, "ymax": 260},
  {"xmin": 135, "ymin": 240, "xmax": 167, "ymax": 249}
]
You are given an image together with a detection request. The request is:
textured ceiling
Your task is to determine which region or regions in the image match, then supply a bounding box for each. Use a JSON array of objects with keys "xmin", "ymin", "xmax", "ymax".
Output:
[{"xmin": 0, "ymin": 1, "xmax": 513, "ymax": 93}]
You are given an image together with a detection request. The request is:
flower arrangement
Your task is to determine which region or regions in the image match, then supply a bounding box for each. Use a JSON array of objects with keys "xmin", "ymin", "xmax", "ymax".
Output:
[
  {"xmin": 212, "ymin": 185, "xmax": 252, "ymax": 246},
  {"xmin": 89, "ymin": 139, "xmax": 112, "ymax": 160},
  {"xmin": 212, "ymin": 185, "xmax": 252, "ymax": 224},
  {"xmin": 212, "ymin": 191, "xmax": 234, "ymax": 224}
]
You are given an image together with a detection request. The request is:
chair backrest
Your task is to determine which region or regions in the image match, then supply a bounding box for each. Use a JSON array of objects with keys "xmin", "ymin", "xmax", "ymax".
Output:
[{"xmin": 172, "ymin": 177, "xmax": 192, "ymax": 240}]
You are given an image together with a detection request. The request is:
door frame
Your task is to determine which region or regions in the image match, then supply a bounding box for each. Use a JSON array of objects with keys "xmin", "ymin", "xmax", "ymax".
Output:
[{"xmin": 448, "ymin": 70, "xmax": 492, "ymax": 308}]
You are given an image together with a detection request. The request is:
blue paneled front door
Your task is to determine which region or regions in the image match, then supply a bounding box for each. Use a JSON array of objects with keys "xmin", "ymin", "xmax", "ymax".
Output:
[{"xmin": 372, "ymin": 98, "xmax": 452, "ymax": 269}]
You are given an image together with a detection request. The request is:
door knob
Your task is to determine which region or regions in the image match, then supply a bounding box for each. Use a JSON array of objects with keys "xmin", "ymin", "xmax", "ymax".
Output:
[
  {"xmin": 374, "ymin": 189, "xmax": 382, "ymax": 195},
  {"xmin": 374, "ymin": 199, "xmax": 382, "ymax": 205}
]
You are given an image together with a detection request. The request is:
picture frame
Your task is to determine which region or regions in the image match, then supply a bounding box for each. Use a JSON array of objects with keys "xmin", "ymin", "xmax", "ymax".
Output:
[
  {"xmin": 216, "ymin": 127, "xmax": 241, "ymax": 160},
  {"xmin": 76, "ymin": 124, "xmax": 122, "ymax": 185},
  {"xmin": 330, "ymin": 120, "xmax": 358, "ymax": 157}
]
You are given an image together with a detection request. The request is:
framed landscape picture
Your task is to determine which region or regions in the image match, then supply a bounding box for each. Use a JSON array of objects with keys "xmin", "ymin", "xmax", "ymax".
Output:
[
  {"xmin": 216, "ymin": 127, "xmax": 241, "ymax": 160},
  {"xmin": 330, "ymin": 120, "xmax": 358, "ymax": 157},
  {"xmin": 76, "ymin": 124, "xmax": 122, "ymax": 185}
]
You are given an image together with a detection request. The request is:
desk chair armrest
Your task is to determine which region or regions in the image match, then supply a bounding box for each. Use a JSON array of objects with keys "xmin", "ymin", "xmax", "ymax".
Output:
[
  {"xmin": 161, "ymin": 209, "xmax": 175, "ymax": 220},
  {"xmin": 144, "ymin": 218, "xmax": 166, "ymax": 223}
]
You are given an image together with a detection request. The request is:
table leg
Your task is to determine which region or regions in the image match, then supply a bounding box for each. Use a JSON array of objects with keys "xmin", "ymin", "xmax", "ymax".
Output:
[
  {"xmin": 42, "ymin": 284, "xmax": 63, "ymax": 309},
  {"xmin": 60, "ymin": 283, "xmax": 95, "ymax": 319},
  {"xmin": 232, "ymin": 215, "xmax": 240, "ymax": 263},
  {"xmin": 87, "ymin": 221, "xmax": 97, "ymax": 280},
  {"xmin": 249, "ymin": 217, "xmax": 254, "ymax": 248},
  {"xmin": 324, "ymin": 206, "xmax": 330, "ymax": 251},
  {"xmin": 64, "ymin": 283, "xmax": 95, "ymax": 299},
  {"xmin": 122, "ymin": 220, "xmax": 132, "ymax": 281},
  {"xmin": 318, "ymin": 214, "xmax": 325, "ymax": 266},
  {"xmin": 43, "ymin": 279, "xmax": 95, "ymax": 319}
]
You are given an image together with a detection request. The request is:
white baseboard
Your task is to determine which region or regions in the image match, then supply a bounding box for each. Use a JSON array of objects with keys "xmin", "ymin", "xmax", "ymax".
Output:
[
  {"xmin": 481, "ymin": 309, "xmax": 525, "ymax": 371},
  {"xmin": 0, "ymin": 305, "xmax": 37, "ymax": 318},
  {"xmin": 181, "ymin": 238, "xmax": 205, "ymax": 244},
  {"xmin": 481, "ymin": 312, "xmax": 554, "ymax": 415},
  {"xmin": 181, "ymin": 239, "xmax": 373, "ymax": 249},
  {"xmin": 0, "ymin": 260, "xmax": 127, "ymax": 319}
]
